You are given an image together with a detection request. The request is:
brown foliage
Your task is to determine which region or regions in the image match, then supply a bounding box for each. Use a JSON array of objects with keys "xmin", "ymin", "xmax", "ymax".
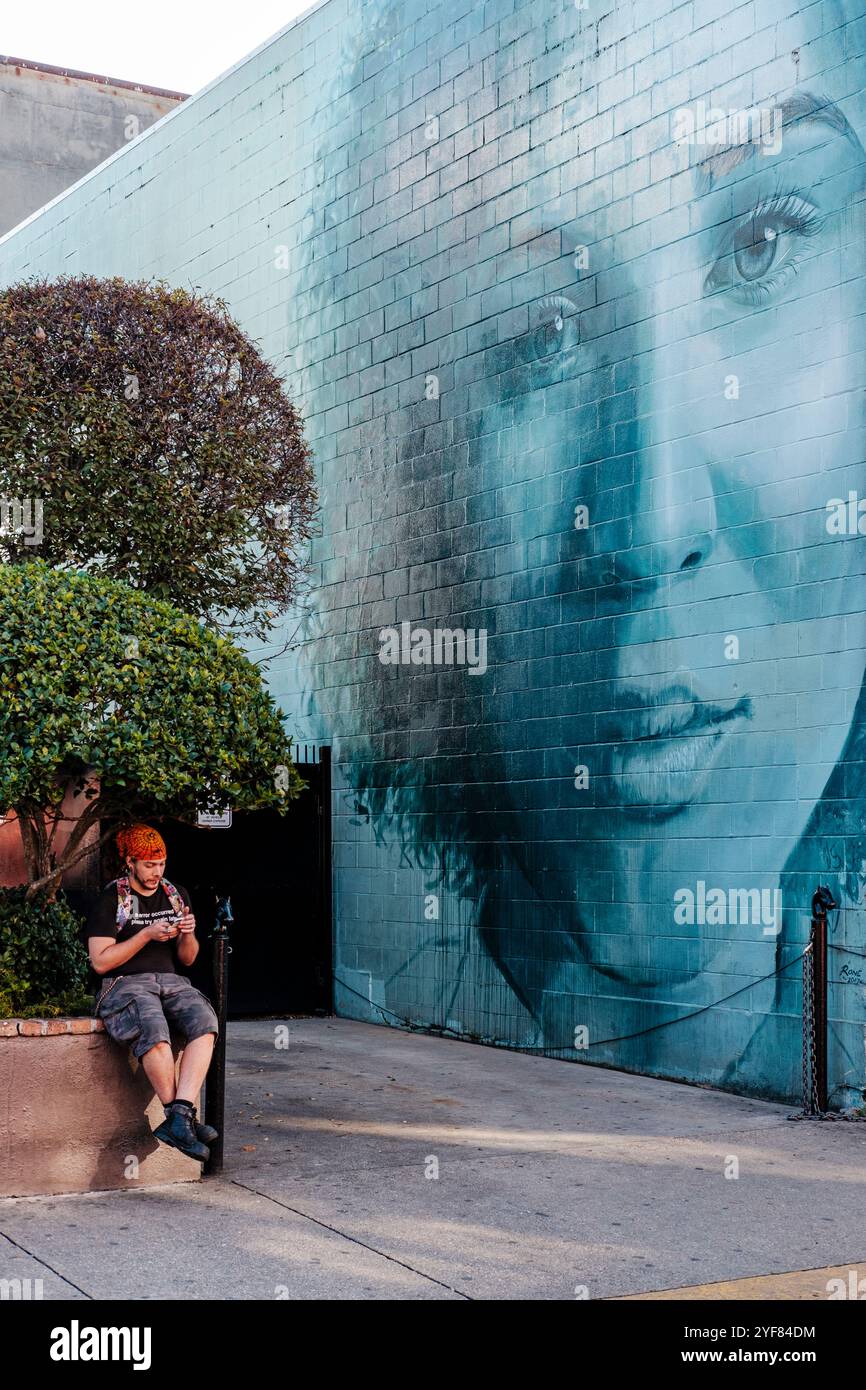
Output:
[{"xmin": 0, "ymin": 275, "xmax": 318, "ymax": 639}]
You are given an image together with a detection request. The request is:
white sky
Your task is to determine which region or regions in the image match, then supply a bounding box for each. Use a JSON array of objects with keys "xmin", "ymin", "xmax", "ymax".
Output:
[{"xmin": 2, "ymin": 0, "xmax": 321, "ymax": 94}]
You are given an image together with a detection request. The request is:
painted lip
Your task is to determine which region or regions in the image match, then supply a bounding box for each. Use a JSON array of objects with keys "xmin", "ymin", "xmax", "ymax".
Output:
[
  {"xmin": 602, "ymin": 686, "xmax": 752, "ymax": 745},
  {"xmin": 599, "ymin": 689, "xmax": 753, "ymax": 812}
]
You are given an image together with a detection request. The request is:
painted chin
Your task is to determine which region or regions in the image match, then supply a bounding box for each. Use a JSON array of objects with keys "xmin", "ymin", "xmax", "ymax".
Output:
[
  {"xmin": 587, "ymin": 959, "xmax": 701, "ymax": 989},
  {"xmin": 609, "ymin": 726, "xmax": 735, "ymax": 814}
]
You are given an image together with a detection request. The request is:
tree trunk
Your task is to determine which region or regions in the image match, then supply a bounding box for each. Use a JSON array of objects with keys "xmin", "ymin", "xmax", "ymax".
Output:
[{"xmin": 17, "ymin": 797, "xmax": 105, "ymax": 901}]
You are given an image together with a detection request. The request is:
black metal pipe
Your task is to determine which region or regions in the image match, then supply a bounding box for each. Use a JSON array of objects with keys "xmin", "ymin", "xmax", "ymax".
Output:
[
  {"xmin": 319, "ymin": 746, "xmax": 334, "ymax": 1014},
  {"xmin": 810, "ymin": 885, "xmax": 836, "ymax": 1114},
  {"xmin": 812, "ymin": 913, "xmax": 828, "ymax": 1112},
  {"xmin": 203, "ymin": 895, "xmax": 232, "ymax": 1174}
]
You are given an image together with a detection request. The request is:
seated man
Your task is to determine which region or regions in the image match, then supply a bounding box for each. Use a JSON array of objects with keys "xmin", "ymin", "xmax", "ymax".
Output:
[{"xmin": 86, "ymin": 823, "xmax": 220, "ymax": 1162}]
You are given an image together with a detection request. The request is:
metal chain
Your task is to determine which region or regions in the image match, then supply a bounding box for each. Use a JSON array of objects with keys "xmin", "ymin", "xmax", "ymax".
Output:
[
  {"xmin": 809, "ymin": 950, "xmax": 820, "ymax": 1114},
  {"xmin": 801, "ymin": 943, "xmax": 811, "ymax": 1113},
  {"xmin": 802, "ymin": 940, "xmax": 820, "ymax": 1116},
  {"xmin": 792, "ymin": 926, "xmax": 866, "ymax": 1121}
]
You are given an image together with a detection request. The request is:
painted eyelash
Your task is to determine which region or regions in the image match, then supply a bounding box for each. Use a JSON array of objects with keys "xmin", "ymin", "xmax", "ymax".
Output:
[
  {"xmin": 721, "ymin": 189, "xmax": 824, "ymax": 250},
  {"xmin": 754, "ymin": 190, "xmax": 824, "ymax": 238},
  {"xmin": 536, "ymin": 294, "xmax": 576, "ymax": 328},
  {"xmin": 705, "ymin": 189, "xmax": 825, "ymax": 300}
]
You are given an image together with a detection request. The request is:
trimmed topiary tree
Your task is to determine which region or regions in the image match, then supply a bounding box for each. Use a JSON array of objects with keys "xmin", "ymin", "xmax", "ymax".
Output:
[
  {"xmin": 0, "ymin": 274, "xmax": 317, "ymax": 640},
  {"xmin": 0, "ymin": 561, "xmax": 306, "ymax": 901}
]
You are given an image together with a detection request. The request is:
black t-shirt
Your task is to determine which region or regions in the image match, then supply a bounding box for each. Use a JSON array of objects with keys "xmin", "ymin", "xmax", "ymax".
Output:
[{"xmin": 84, "ymin": 881, "xmax": 191, "ymax": 990}]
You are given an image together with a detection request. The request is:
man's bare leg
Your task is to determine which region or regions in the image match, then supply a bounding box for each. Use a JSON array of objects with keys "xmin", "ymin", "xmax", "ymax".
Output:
[
  {"xmin": 139, "ymin": 1041, "xmax": 177, "ymax": 1106},
  {"xmin": 139, "ymin": 1033, "xmax": 215, "ymax": 1107},
  {"xmin": 175, "ymin": 1032, "xmax": 216, "ymax": 1104}
]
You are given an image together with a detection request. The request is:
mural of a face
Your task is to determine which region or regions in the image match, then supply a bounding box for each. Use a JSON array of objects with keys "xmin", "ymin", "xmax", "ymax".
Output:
[{"xmin": 292, "ymin": 0, "xmax": 866, "ymax": 1099}]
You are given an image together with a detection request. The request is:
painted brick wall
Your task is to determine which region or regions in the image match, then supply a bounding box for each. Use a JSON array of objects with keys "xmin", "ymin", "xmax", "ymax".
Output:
[{"xmin": 2, "ymin": 0, "xmax": 866, "ymax": 1104}]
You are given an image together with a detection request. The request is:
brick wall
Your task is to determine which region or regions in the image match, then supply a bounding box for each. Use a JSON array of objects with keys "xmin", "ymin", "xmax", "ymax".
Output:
[{"xmin": 2, "ymin": 0, "xmax": 866, "ymax": 1103}]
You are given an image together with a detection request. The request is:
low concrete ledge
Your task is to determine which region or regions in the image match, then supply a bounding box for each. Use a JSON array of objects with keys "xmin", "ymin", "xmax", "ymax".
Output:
[
  {"xmin": 1, "ymin": 1016, "xmax": 105, "ymax": 1037},
  {"xmin": 0, "ymin": 1018, "xmax": 203, "ymax": 1197}
]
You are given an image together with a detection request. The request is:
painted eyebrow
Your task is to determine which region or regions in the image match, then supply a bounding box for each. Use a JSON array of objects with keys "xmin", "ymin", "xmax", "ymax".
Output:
[{"xmin": 698, "ymin": 90, "xmax": 860, "ymax": 185}]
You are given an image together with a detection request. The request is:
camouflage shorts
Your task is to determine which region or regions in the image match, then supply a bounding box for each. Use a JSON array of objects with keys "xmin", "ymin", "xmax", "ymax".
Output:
[{"xmin": 94, "ymin": 972, "xmax": 219, "ymax": 1059}]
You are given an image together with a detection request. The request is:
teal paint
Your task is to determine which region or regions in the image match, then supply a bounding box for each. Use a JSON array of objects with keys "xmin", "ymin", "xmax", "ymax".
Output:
[{"xmin": 3, "ymin": 0, "xmax": 866, "ymax": 1104}]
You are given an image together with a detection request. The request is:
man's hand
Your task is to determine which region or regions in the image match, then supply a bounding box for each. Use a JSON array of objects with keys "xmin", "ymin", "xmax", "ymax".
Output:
[
  {"xmin": 175, "ymin": 910, "xmax": 199, "ymax": 967},
  {"xmin": 144, "ymin": 918, "xmax": 180, "ymax": 942}
]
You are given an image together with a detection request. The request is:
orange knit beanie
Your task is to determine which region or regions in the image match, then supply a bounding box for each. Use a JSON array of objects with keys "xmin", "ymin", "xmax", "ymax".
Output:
[{"xmin": 116, "ymin": 824, "xmax": 167, "ymax": 861}]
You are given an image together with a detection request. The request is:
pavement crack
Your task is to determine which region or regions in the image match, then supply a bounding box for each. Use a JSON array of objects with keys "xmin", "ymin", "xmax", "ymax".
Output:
[
  {"xmin": 0, "ymin": 1228, "xmax": 92, "ymax": 1298},
  {"xmin": 229, "ymin": 1178, "xmax": 473, "ymax": 1299}
]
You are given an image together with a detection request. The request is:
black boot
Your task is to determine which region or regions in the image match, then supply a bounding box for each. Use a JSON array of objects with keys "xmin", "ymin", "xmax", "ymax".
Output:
[
  {"xmin": 190, "ymin": 1104, "xmax": 219, "ymax": 1145},
  {"xmin": 153, "ymin": 1102, "xmax": 210, "ymax": 1161}
]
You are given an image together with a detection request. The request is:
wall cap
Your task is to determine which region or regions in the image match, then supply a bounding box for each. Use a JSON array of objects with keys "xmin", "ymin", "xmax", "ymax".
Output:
[{"xmin": 1, "ymin": 1017, "xmax": 104, "ymax": 1036}]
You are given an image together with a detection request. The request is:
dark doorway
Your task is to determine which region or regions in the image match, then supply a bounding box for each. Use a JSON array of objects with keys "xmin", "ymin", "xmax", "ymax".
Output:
[{"xmin": 97, "ymin": 747, "xmax": 333, "ymax": 1019}]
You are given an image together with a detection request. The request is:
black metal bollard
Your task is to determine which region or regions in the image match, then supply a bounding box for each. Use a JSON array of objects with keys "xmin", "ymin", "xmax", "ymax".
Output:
[
  {"xmin": 810, "ymin": 885, "xmax": 836, "ymax": 1115},
  {"xmin": 203, "ymin": 895, "xmax": 233, "ymax": 1174}
]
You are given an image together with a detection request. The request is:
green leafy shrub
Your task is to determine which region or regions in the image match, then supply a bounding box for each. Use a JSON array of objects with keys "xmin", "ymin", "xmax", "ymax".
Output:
[
  {"xmin": 0, "ymin": 887, "xmax": 91, "ymax": 1018},
  {"xmin": 0, "ymin": 560, "xmax": 306, "ymax": 898}
]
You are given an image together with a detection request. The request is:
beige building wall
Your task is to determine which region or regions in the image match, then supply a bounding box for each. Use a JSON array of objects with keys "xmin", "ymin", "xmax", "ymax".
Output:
[{"xmin": 0, "ymin": 55, "xmax": 186, "ymax": 237}]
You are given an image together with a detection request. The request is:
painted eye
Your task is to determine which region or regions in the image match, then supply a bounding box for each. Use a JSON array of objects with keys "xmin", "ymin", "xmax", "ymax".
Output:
[
  {"xmin": 733, "ymin": 216, "xmax": 779, "ymax": 280},
  {"xmin": 704, "ymin": 193, "xmax": 823, "ymax": 302},
  {"xmin": 532, "ymin": 294, "xmax": 578, "ymax": 356}
]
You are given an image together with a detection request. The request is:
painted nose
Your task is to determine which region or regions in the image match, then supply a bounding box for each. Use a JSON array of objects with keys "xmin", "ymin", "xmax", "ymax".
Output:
[{"xmin": 606, "ymin": 443, "xmax": 718, "ymax": 586}]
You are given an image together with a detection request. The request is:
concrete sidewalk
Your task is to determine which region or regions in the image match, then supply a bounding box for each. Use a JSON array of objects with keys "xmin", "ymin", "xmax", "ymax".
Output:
[{"xmin": 2, "ymin": 1018, "xmax": 865, "ymax": 1300}]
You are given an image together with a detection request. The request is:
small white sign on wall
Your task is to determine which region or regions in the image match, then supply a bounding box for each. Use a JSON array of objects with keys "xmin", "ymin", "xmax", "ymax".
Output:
[{"xmin": 196, "ymin": 808, "xmax": 232, "ymax": 829}]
